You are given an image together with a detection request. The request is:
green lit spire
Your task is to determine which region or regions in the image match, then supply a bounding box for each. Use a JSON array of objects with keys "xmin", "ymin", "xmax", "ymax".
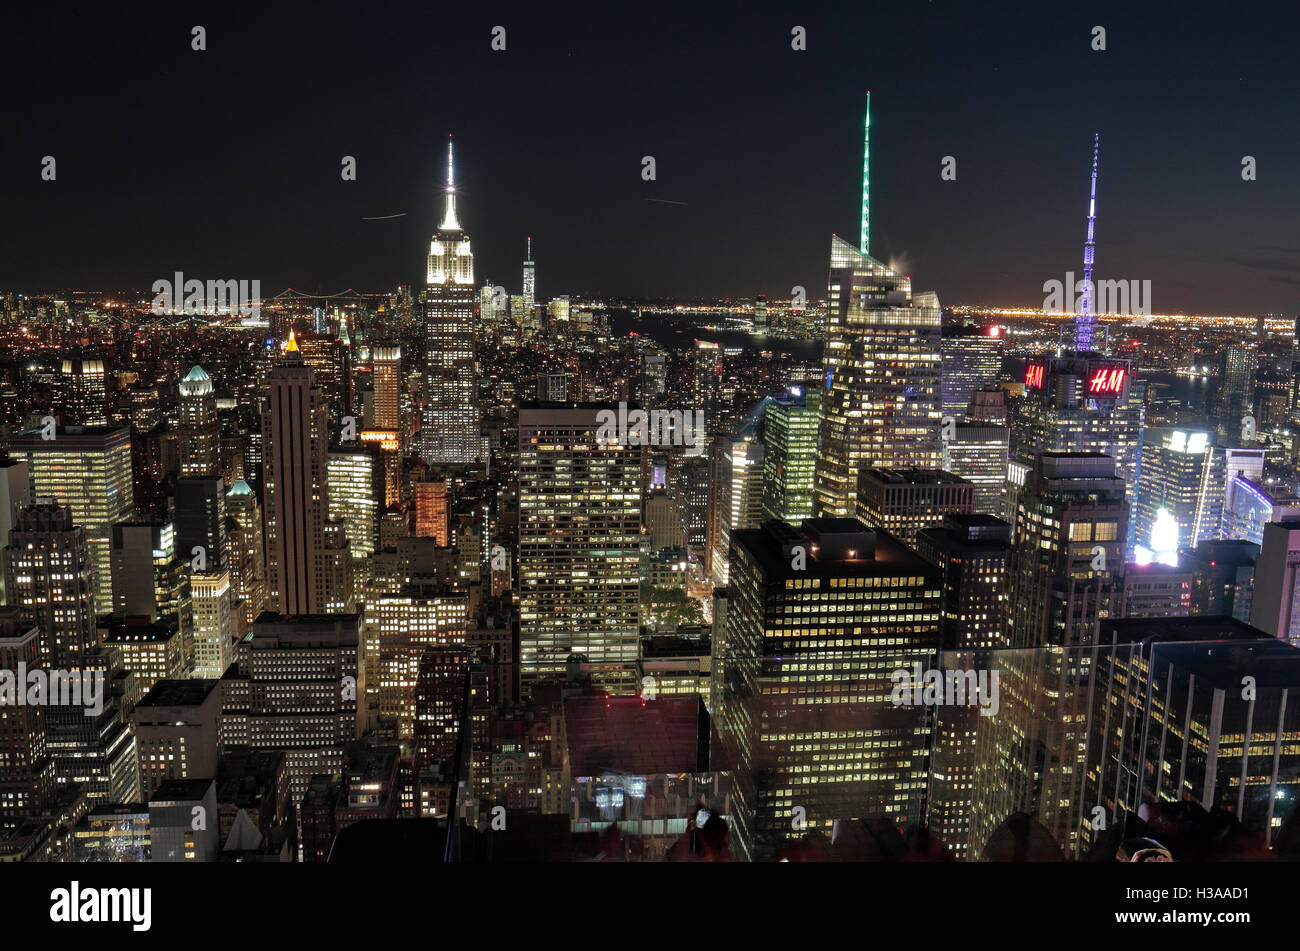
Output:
[{"xmin": 859, "ymin": 91, "xmax": 870, "ymax": 254}]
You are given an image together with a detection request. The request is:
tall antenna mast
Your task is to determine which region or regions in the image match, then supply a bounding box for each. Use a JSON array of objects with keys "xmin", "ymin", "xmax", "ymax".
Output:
[
  {"xmin": 440, "ymin": 134, "xmax": 461, "ymax": 231},
  {"xmin": 859, "ymin": 91, "xmax": 871, "ymax": 254},
  {"xmin": 1076, "ymin": 132, "xmax": 1099, "ymax": 351}
]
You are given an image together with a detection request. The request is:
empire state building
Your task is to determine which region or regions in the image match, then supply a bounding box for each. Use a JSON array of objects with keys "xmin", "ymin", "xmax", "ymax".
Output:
[{"xmin": 421, "ymin": 136, "xmax": 480, "ymax": 464}]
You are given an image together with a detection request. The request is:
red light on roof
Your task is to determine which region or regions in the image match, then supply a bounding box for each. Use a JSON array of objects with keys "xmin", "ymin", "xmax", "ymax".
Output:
[{"xmin": 988, "ymin": 325, "xmax": 1001, "ymax": 337}]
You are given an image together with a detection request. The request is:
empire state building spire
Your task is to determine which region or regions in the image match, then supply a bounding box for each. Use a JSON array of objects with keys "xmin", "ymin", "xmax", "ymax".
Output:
[{"xmin": 440, "ymin": 135, "xmax": 461, "ymax": 232}]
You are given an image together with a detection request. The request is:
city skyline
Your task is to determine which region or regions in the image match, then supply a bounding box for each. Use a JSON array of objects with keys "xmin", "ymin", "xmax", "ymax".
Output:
[
  {"xmin": 3, "ymin": 1, "xmax": 1298, "ymax": 313},
  {"xmin": 5, "ymin": 1, "xmax": 1300, "ymax": 905}
]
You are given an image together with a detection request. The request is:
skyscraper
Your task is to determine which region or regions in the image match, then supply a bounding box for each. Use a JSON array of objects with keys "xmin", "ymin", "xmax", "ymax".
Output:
[
  {"xmin": 10, "ymin": 424, "xmax": 134, "ymax": 606},
  {"xmin": 421, "ymin": 137, "xmax": 480, "ymax": 465},
  {"xmin": 815, "ymin": 242, "xmax": 943, "ymax": 516},
  {"xmin": 517, "ymin": 403, "xmax": 642, "ymax": 689},
  {"xmin": 1011, "ymin": 353, "xmax": 1143, "ymax": 498},
  {"xmin": 3, "ymin": 502, "xmax": 97, "ymax": 666},
  {"xmin": 713, "ymin": 517, "xmax": 942, "ymax": 860},
  {"xmin": 220, "ymin": 612, "xmax": 363, "ymax": 831},
  {"xmin": 1249, "ymin": 519, "xmax": 1300, "ymax": 646},
  {"xmin": 521, "ymin": 236, "xmax": 535, "ymax": 311},
  {"xmin": 190, "ymin": 569, "xmax": 235, "ymax": 679},
  {"xmin": 225, "ymin": 480, "xmax": 267, "ymax": 630},
  {"xmin": 1132, "ymin": 427, "xmax": 1211, "ymax": 558},
  {"xmin": 262, "ymin": 334, "xmax": 331, "ymax": 615},
  {"xmin": 856, "ymin": 467, "xmax": 974, "ymax": 547},
  {"xmin": 942, "ymin": 422, "xmax": 1010, "ymax": 517},
  {"xmin": 178, "ymin": 365, "xmax": 220, "ymax": 478},
  {"xmin": 706, "ymin": 433, "xmax": 765, "ymax": 586},
  {"xmin": 814, "ymin": 96, "xmax": 942, "ymax": 517},
  {"xmin": 327, "ymin": 447, "xmax": 383, "ymax": 562},
  {"xmin": 760, "ymin": 387, "xmax": 820, "ymax": 523},
  {"xmin": 369, "ymin": 346, "xmax": 402, "ymax": 436},
  {"xmin": 941, "ymin": 324, "xmax": 1002, "ymax": 419},
  {"xmin": 0, "ymin": 609, "xmax": 55, "ymax": 819},
  {"xmin": 1006, "ymin": 452, "xmax": 1127, "ymax": 650}
]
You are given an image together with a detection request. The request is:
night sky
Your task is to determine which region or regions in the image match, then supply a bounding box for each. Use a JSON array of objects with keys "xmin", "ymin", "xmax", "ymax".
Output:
[{"xmin": 4, "ymin": 0, "xmax": 1297, "ymax": 313}]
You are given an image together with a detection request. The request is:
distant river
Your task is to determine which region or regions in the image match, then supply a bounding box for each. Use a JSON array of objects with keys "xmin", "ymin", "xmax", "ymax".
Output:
[{"xmin": 608, "ymin": 307, "xmax": 823, "ymax": 363}]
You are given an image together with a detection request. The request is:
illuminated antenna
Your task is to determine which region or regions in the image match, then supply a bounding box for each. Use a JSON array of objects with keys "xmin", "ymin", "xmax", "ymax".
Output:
[
  {"xmin": 859, "ymin": 91, "xmax": 871, "ymax": 254},
  {"xmin": 440, "ymin": 134, "xmax": 461, "ymax": 231},
  {"xmin": 1076, "ymin": 132, "xmax": 1099, "ymax": 351}
]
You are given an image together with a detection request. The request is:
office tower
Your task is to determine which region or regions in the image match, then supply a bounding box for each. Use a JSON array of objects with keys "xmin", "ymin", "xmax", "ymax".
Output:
[
  {"xmin": 941, "ymin": 324, "xmax": 1002, "ymax": 419},
  {"xmin": 548, "ymin": 296, "xmax": 570, "ymax": 329},
  {"xmin": 226, "ymin": 481, "xmax": 267, "ymax": 630},
  {"xmin": 327, "ymin": 447, "xmax": 382, "ymax": 561},
  {"xmin": 1222, "ymin": 475, "xmax": 1300, "ymax": 546},
  {"xmin": 174, "ymin": 477, "xmax": 227, "ymax": 570},
  {"xmin": 101, "ymin": 615, "xmax": 186, "ymax": 691},
  {"xmin": 521, "ymin": 236, "xmax": 535, "ymax": 310},
  {"xmin": 1121, "ymin": 561, "xmax": 1193, "ymax": 617},
  {"xmin": 1011, "ymin": 354, "xmax": 1143, "ymax": 497},
  {"xmin": 319, "ymin": 521, "xmax": 356, "ymax": 613},
  {"xmin": 1219, "ymin": 344, "xmax": 1258, "ymax": 423},
  {"xmin": 914, "ymin": 517, "xmax": 1009, "ymax": 863},
  {"xmin": 44, "ymin": 691, "xmax": 139, "ymax": 805},
  {"xmin": 692, "ymin": 340, "xmax": 722, "ymax": 408},
  {"xmin": 942, "ymin": 422, "xmax": 1009, "ymax": 516},
  {"xmin": 3, "ymin": 502, "xmax": 97, "ymax": 666},
  {"xmin": 109, "ymin": 521, "xmax": 193, "ymax": 645},
  {"xmin": 1132, "ymin": 428, "xmax": 1211, "ymax": 558},
  {"xmin": 191, "ymin": 570, "xmax": 235, "ymax": 678},
  {"xmin": 421, "ymin": 138, "xmax": 480, "ymax": 465},
  {"xmin": 670, "ymin": 453, "xmax": 710, "ymax": 562},
  {"xmin": 0, "ymin": 458, "xmax": 28, "ymax": 605},
  {"xmin": 10, "ymin": 424, "xmax": 134, "ymax": 606},
  {"xmin": 1006, "ymin": 453, "xmax": 1127, "ymax": 650},
  {"xmin": 1185, "ymin": 539, "xmax": 1257, "ymax": 622},
  {"xmin": 220, "ymin": 612, "xmax": 363, "ymax": 813},
  {"xmin": 1249, "ymin": 520, "xmax": 1300, "ymax": 645},
  {"xmin": 1000, "ymin": 452, "xmax": 1127, "ymax": 854},
  {"xmin": 414, "ymin": 479, "xmax": 450, "ymax": 544},
  {"xmin": 414, "ymin": 646, "xmax": 470, "ymax": 771},
  {"xmin": 1197, "ymin": 446, "xmax": 1265, "ymax": 543},
  {"xmin": 369, "ymin": 345, "xmax": 402, "ymax": 442},
  {"xmin": 132, "ymin": 679, "xmax": 222, "ymax": 800},
  {"xmin": 856, "ymin": 467, "xmax": 974, "ymax": 547},
  {"xmin": 1088, "ymin": 626, "xmax": 1300, "ymax": 851},
  {"xmin": 296, "ymin": 332, "xmax": 348, "ymax": 423},
  {"xmin": 713, "ymin": 518, "xmax": 942, "ymax": 860},
  {"xmin": 518, "ymin": 404, "xmax": 642, "ymax": 689},
  {"xmin": 262, "ymin": 335, "xmax": 331, "ymax": 615},
  {"xmin": 966, "ymin": 386, "xmax": 1008, "ymax": 425},
  {"xmin": 914, "ymin": 514, "xmax": 1011, "ymax": 650},
  {"xmin": 753, "ymin": 294, "xmax": 767, "ymax": 335},
  {"xmin": 149, "ymin": 779, "xmax": 220, "ymax": 862},
  {"xmin": 366, "ymin": 582, "xmax": 468, "ymax": 737},
  {"xmin": 536, "ymin": 372, "xmax": 569, "ymax": 402},
  {"xmin": 178, "ymin": 365, "xmax": 220, "ymax": 477},
  {"xmin": 815, "ymin": 242, "xmax": 942, "ymax": 516},
  {"xmin": 707, "ymin": 435, "xmax": 764, "ymax": 585},
  {"xmin": 761, "ymin": 386, "xmax": 820, "ymax": 522},
  {"xmin": 56, "ymin": 357, "xmax": 108, "ymax": 426},
  {"xmin": 300, "ymin": 775, "xmax": 340, "ymax": 862},
  {"xmin": 645, "ymin": 490, "xmax": 685, "ymax": 550},
  {"xmin": 0, "ymin": 609, "xmax": 55, "ymax": 818}
]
